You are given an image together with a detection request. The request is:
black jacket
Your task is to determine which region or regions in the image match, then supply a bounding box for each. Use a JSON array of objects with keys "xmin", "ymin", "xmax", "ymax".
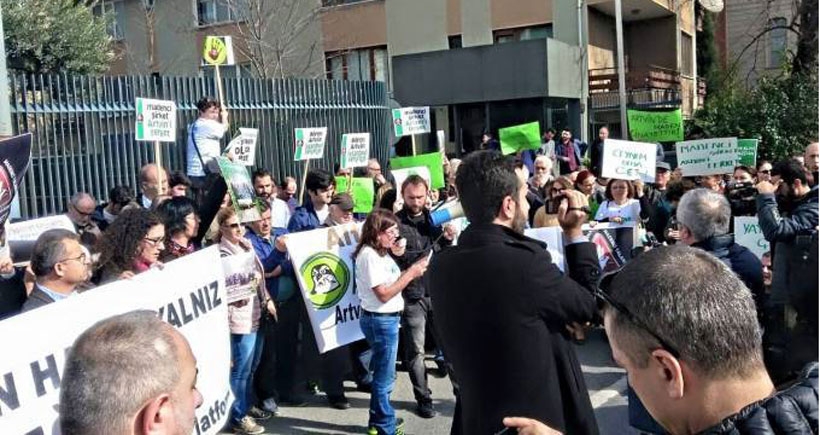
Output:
[
  {"xmin": 691, "ymin": 234, "xmax": 764, "ymax": 304},
  {"xmin": 392, "ymin": 208, "xmax": 450, "ymax": 301},
  {"xmin": 428, "ymin": 223, "xmax": 600, "ymax": 435},
  {"xmin": 701, "ymin": 363, "xmax": 818, "ymax": 434},
  {"xmin": 20, "ymin": 287, "xmax": 55, "ymax": 313}
]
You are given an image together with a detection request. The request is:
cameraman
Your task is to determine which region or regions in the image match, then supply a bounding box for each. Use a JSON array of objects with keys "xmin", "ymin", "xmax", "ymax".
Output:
[
  {"xmin": 725, "ymin": 165, "xmax": 758, "ymax": 217},
  {"xmin": 756, "ymin": 159, "xmax": 819, "ymax": 383}
]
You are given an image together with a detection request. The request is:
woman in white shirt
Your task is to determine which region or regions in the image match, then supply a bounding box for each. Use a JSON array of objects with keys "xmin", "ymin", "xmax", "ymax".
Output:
[
  {"xmin": 353, "ymin": 209, "xmax": 428, "ymax": 435},
  {"xmin": 594, "ymin": 179, "xmax": 642, "ymax": 226}
]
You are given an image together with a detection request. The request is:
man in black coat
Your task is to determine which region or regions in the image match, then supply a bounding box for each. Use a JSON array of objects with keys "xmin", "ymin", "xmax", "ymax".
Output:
[{"xmin": 427, "ymin": 150, "xmax": 601, "ymax": 435}]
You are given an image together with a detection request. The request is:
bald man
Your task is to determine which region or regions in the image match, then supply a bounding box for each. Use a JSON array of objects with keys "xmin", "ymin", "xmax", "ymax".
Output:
[
  {"xmin": 66, "ymin": 192, "xmax": 101, "ymax": 248},
  {"xmin": 140, "ymin": 163, "xmax": 169, "ymax": 209},
  {"xmin": 805, "ymin": 142, "xmax": 819, "ymax": 185}
]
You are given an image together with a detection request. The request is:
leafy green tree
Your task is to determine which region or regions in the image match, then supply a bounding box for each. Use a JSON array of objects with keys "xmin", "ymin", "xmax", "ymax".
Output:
[
  {"xmin": 696, "ymin": 9, "xmax": 721, "ymax": 98},
  {"xmin": 2, "ymin": 0, "xmax": 114, "ymax": 74}
]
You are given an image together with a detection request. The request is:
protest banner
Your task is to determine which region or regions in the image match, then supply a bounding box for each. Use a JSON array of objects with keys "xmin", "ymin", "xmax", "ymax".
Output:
[
  {"xmin": 135, "ymin": 98, "xmax": 177, "ymax": 143},
  {"xmin": 601, "ymin": 139, "xmax": 657, "ymax": 182},
  {"xmin": 0, "ymin": 247, "xmax": 232, "ymax": 435},
  {"xmin": 340, "ymin": 133, "xmax": 370, "ymax": 169},
  {"xmin": 525, "ymin": 224, "xmax": 635, "ymax": 274},
  {"xmin": 285, "ymin": 223, "xmax": 365, "ymax": 353},
  {"xmin": 523, "ymin": 227, "xmax": 566, "ymax": 272},
  {"xmin": 499, "ymin": 122, "xmax": 541, "ymax": 156},
  {"xmin": 390, "ymin": 152, "xmax": 445, "ymax": 190},
  {"xmin": 334, "ymin": 177, "xmax": 375, "ymax": 213},
  {"xmin": 6, "ymin": 215, "xmax": 75, "ymax": 264},
  {"xmin": 0, "ymin": 134, "xmax": 32, "ymax": 231},
  {"xmin": 227, "ymin": 128, "xmax": 259, "ymax": 166},
  {"xmin": 734, "ymin": 216, "xmax": 770, "ymax": 259},
  {"xmin": 737, "ymin": 139, "xmax": 759, "ymax": 168},
  {"xmin": 627, "ymin": 108, "xmax": 684, "ymax": 143},
  {"xmin": 217, "ymin": 157, "xmax": 260, "ymax": 223},
  {"xmin": 222, "ymin": 251, "xmax": 262, "ymax": 303},
  {"xmin": 294, "ymin": 127, "xmax": 328, "ymax": 161},
  {"xmin": 675, "ymin": 137, "xmax": 739, "ymax": 176},
  {"xmin": 392, "ymin": 107, "xmax": 430, "ymax": 137}
]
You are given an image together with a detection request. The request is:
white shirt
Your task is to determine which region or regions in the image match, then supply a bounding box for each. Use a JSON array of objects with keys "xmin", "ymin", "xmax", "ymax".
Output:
[
  {"xmin": 187, "ymin": 118, "xmax": 227, "ymax": 177},
  {"xmin": 594, "ymin": 199, "xmax": 641, "ymax": 226},
  {"xmin": 270, "ymin": 197, "xmax": 292, "ymax": 229},
  {"xmin": 355, "ymin": 245, "xmax": 403, "ymax": 313},
  {"xmin": 315, "ymin": 205, "xmax": 330, "ymax": 224}
]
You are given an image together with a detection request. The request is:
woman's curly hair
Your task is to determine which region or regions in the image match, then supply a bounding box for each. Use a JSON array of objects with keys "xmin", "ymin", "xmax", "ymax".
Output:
[{"xmin": 94, "ymin": 208, "xmax": 163, "ymax": 278}]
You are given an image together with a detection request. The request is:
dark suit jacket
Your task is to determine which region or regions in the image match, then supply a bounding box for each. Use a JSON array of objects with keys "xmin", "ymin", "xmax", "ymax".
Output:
[
  {"xmin": 428, "ymin": 223, "xmax": 600, "ymax": 435},
  {"xmin": 21, "ymin": 287, "xmax": 56, "ymax": 313}
]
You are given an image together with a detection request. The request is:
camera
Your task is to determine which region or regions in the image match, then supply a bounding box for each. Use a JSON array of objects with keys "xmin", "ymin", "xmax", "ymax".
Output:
[{"xmin": 726, "ymin": 181, "xmax": 757, "ymax": 216}]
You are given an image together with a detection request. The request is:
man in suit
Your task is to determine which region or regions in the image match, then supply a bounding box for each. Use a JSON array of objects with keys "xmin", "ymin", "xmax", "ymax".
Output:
[
  {"xmin": 22, "ymin": 229, "xmax": 89, "ymax": 312},
  {"xmin": 428, "ymin": 150, "xmax": 601, "ymax": 435}
]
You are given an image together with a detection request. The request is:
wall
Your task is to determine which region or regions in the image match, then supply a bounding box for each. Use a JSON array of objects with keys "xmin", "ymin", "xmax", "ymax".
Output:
[
  {"xmin": 322, "ymin": 0, "xmax": 387, "ymax": 52},
  {"xmin": 625, "ymin": 16, "xmax": 677, "ymax": 71},
  {"xmin": 725, "ymin": 0, "xmax": 797, "ymax": 84},
  {"xmin": 461, "ymin": 0, "xmax": 493, "ymax": 47},
  {"xmin": 587, "ymin": 7, "xmax": 616, "ymax": 70},
  {"xmin": 385, "ymin": 0, "xmax": 448, "ymax": 57},
  {"xmin": 490, "ymin": 0, "xmax": 551, "ymax": 30}
]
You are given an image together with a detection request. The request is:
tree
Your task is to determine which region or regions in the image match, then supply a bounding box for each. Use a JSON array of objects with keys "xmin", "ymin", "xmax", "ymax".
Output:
[
  {"xmin": 696, "ymin": 7, "xmax": 721, "ymax": 98},
  {"xmin": 2, "ymin": 0, "xmax": 114, "ymax": 74}
]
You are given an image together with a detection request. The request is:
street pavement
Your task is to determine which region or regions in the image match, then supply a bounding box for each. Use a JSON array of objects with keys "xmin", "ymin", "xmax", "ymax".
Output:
[{"xmin": 234, "ymin": 327, "xmax": 637, "ymax": 434}]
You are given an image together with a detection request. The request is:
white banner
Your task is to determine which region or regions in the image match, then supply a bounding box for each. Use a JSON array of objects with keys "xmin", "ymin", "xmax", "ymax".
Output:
[
  {"xmin": 675, "ymin": 137, "xmax": 739, "ymax": 176},
  {"xmin": 734, "ymin": 216, "xmax": 770, "ymax": 259},
  {"xmin": 392, "ymin": 107, "xmax": 430, "ymax": 137},
  {"xmin": 135, "ymin": 98, "xmax": 177, "ymax": 142},
  {"xmin": 0, "ymin": 248, "xmax": 232, "ymax": 435},
  {"xmin": 601, "ymin": 139, "xmax": 657, "ymax": 182},
  {"xmin": 340, "ymin": 133, "xmax": 370, "ymax": 169},
  {"xmin": 6, "ymin": 215, "xmax": 76, "ymax": 264},
  {"xmin": 228, "ymin": 128, "xmax": 259, "ymax": 166},
  {"xmin": 285, "ymin": 223, "xmax": 364, "ymax": 353},
  {"xmin": 294, "ymin": 127, "xmax": 328, "ymax": 161}
]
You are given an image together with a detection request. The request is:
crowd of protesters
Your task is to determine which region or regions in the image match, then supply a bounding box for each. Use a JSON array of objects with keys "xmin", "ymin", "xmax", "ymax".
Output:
[{"xmin": 0, "ymin": 102, "xmax": 817, "ymax": 435}]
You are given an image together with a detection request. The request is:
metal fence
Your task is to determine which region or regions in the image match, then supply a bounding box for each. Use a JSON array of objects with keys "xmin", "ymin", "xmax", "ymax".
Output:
[{"xmin": 9, "ymin": 73, "xmax": 391, "ymax": 218}]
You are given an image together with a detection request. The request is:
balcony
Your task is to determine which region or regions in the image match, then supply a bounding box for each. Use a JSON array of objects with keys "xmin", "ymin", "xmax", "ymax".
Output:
[{"xmin": 588, "ymin": 65, "xmax": 682, "ymax": 109}]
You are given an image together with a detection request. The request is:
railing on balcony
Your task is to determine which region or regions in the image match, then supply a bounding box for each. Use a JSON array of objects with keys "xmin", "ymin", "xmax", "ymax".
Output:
[{"xmin": 589, "ymin": 65, "xmax": 681, "ymax": 93}]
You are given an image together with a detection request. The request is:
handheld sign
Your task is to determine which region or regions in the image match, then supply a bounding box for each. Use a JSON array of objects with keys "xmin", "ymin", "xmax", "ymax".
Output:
[
  {"xmin": 392, "ymin": 107, "xmax": 430, "ymax": 137},
  {"xmin": 135, "ymin": 98, "xmax": 177, "ymax": 142},
  {"xmin": 737, "ymin": 139, "xmax": 759, "ymax": 167},
  {"xmin": 227, "ymin": 128, "xmax": 259, "ymax": 166},
  {"xmin": 335, "ymin": 177, "xmax": 375, "ymax": 213},
  {"xmin": 601, "ymin": 139, "xmax": 657, "ymax": 182},
  {"xmin": 675, "ymin": 137, "xmax": 739, "ymax": 176},
  {"xmin": 6, "ymin": 215, "xmax": 75, "ymax": 264},
  {"xmin": 734, "ymin": 216, "xmax": 770, "ymax": 259},
  {"xmin": 340, "ymin": 133, "xmax": 370, "ymax": 169},
  {"xmin": 0, "ymin": 134, "xmax": 32, "ymax": 231},
  {"xmin": 499, "ymin": 121, "xmax": 541, "ymax": 155},
  {"xmin": 294, "ymin": 127, "xmax": 328, "ymax": 161},
  {"xmin": 202, "ymin": 36, "xmax": 235, "ymax": 66},
  {"xmin": 390, "ymin": 152, "xmax": 445, "ymax": 189},
  {"xmin": 217, "ymin": 157, "xmax": 261, "ymax": 223},
  {"xmin": 627, "ymin": 108, "xmax": 684, "ymax": 143}
]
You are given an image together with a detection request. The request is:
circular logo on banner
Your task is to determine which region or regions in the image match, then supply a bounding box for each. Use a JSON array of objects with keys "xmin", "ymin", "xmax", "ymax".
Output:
[{"xmin": 300, "ymin": 252, "xmax": 350, "ymax": 310}]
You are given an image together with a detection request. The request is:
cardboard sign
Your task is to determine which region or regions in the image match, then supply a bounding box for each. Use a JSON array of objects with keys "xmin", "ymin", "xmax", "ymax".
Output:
[
  {"xmin": 391, "ymin": 166, "xmax": 432, "ymax": 192},
  {"xmin": 0, "ymin": 248, "xmax": 231, "ymax": 435},
  {"xmin": 737, "ymin": 139, "xmax": 759, "ymax": 168},
  {"xmin": 734, "ymin": 216, "xmax": 770, "ymax": 259},
  {"xmin": 227, "ymin": 128, "xmax": 259, "ymax": 166},
  {"xmin": 392, "ymin": 107, "xmax": 430, "ymax": 137},
  {"xmin": 627, "ymin": 108, "xmax": 684, "ymax": 143},
  {"xmin": 675, "ymin": 137, "xmax": 739, "ymax": 176},
  {"xmin": 202, "ymin": 36, "xmax": 235, "ymax": 66},
  {"xmin": 217, "ymin": 157, "xmax": 261, "ymax": 223},
  {"xmin": 601, "ymin": 139, "xmax": 657, "ymax": 182},
  {"xmin": 523, "ymin": 227, "xmax": 566, "ymax": 272},
  {"xmin": 222, "ymin": 251, "xmax": 262, "ymax": 303},
  {"xmin": 6, "ymin": 215, "xmax": 76, "ymax": 264},
  {"xmin": 284, "ymin": 223, "xmax": 366, "ymax": 353},
  {"xmin": 340, "ymin": 133, "xmax": 370, "ymax": 169},
  {"xmin": 135, "ymin": 98, "xmax": 177, "ymax": 142},
  {"xmin": 390, "ymin": 152, "xmax": 445, "ymax": 190},
  {"xmin": 334, "ymin": 177, "xmax": 375, "ymax": 213},
  {"xmin": 499, "ymin": 122, "xmax": 541, "ymax": 156},
  {"xmin": 524, "ymin": 224, "xmax": 635, "ymax": 274},
  {"xmin": 294, "ymin": 127, "xmax": 328, "ymax": 161}
]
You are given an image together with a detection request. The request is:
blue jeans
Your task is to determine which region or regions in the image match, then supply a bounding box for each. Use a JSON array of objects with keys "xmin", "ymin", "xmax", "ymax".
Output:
[
  {"xmin": 230, "ymin": 331, "xmax": 263, "ymax": 424},
  {"xmin": 360, "ymin": 313, "xmax": 400, "ymax": 435}
]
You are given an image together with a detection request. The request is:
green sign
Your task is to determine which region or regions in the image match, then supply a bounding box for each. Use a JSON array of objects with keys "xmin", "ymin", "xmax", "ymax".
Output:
[
  {"xmin": 335, "ymin": 177, "xmax": 375, "ymax": 213},
  {"xmin": 627, "ymin": 109, "xmax": 684, "ymax": 143},
  {"xmin": 499, "ymin": 121, "xmax": 541, "ymax": 155},
  {"xmin": 737, "ymin": 139, "xmax": 758, "ymax": 167},
  {"xmin": 390, "ymin": 152, "xmax": 445, "ymax": 190}
]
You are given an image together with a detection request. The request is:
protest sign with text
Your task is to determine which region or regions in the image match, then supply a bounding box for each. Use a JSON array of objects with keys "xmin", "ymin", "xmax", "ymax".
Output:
[
  {"xmin": 222, "ymin": 250, "xmax": 262, "ymax": 303},
  {"xmin": 227, "ymin": 128, "xmax": 259, "ymax": 166},
  {"xmin": 737, "ymin": 139, "xmax": 758, "ymax": 168},
  {"xmin": 135, "ymin": 98, "xmax": 177, "ymax": 142},
  {"xmin": 734, "ymin": 216, "xmax": 770, "ymax": 259},
  {"xmin": 499, "ymin": 122, "xmax": 541, "ymax": 156},
  {"xmin": 390, "ymin": 152, "xmax": 445, "ymax": 189},
  {"xmin": 675, "ymin": 137, "xmax": 739, "ymax": 176},
  {"xmin": 627, "ymin": 108, "xmax": 684, "ymax": 143},
  {"xmin": 601, "ymin": 139, "xmax": 657, "ymax": 182},
  {"xmin": 391, "ymin": 166, "xmax": 432, "ymax": 192},
  {"xmin": 0, "ymin": 134, "xmax": 33, "ymax": 231},
  {"xmin": 392, "ymin": 107, "xmax": 430, "ymax": 137},
  {"xmin": 0, "ymin": 248, "xmax": 232, "ymax": 435},
  {"xmin": 6, "ymin": 215, "xmax": 75, "ymax": 264},
  {"xmin": 285, "ymin": 223, "xmax": 365, "ymax": 353},
  {"xmin": 294, "ymin": 127, "xmax": 328, "ymax": 161},
  {"xmin": 340, "ymin": 133, "xmax": 370, "ymax": 169},
  {"xmin": 217, "ymin": 157, "xmax": 261, "ymax": 223},
  {"xmin": 335, "ymin": 177, "xmax": 375, "ymax": 213},
  {"xmin": 525, "ymin": 224, "xmax": 635, "ymax": 274}
]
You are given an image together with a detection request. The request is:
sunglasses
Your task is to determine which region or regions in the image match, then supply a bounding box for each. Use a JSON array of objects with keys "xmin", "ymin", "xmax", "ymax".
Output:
[
  {"xmin": 222, "ymin": 222, "xmax": 241, "ymax": 229},
  {"xmin": 71, "ymin": 203, "xmax": 94, "ymax": 216}
]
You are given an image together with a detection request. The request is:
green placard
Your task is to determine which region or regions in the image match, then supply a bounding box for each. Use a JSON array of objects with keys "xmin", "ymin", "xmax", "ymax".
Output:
[
  {"xmin": 392, "ymin": 109, "xmax": 403, "ymax": 137},
  {"xmin": 499, "ymin": 121, "xmax": 541, "ymax": 155},
  {"xmin": 390, "ymin": 152, "xmax": 445, "ymax": 190},
  {"xmin": 335, "ymin": 177, "xmax": 375, "ymax": 213},
  {"xmin": 737, "ymin": 139, "xmax": 758, "ymax": 167},
  {"xmin": 627, "ymin": 109, "xmax": 684, "ymax": 143}
]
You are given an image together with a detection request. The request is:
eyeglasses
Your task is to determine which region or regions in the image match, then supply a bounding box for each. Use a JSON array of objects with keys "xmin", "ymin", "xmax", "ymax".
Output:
[
  {"xmin": 759, "ymin": 169, "xmax": 771, "ymax": 174},
  {"xmin": 143, "ymin": 236, "xmax": 165, "ymax": 246},
  {"xmin": 71, "ymin": 203, "xmax": 94, "ymax": 217},
  {"xmin": 59, "ymin": 253, "xmax": 87, "ymax": 264},
  {"xmin": 595, "ymin": 287, "xmax": 681, "ymax": 359},
  {"xmin": 222, "ymin": 222, "xmax": 241, "ymax": 229},
  {"xmin": 550, "ymin": 187, "xmax": 566, "ymax": 193}
]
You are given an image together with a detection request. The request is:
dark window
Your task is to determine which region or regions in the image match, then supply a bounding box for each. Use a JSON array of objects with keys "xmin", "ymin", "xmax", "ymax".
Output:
[{"xmin": 448, "ymin": 35, "xmax": 462, "ymax": 49}]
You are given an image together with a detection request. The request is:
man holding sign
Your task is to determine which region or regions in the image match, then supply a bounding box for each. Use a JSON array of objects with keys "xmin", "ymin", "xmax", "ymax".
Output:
[{"xmin": 187, "ymin": 97, "xmax": 230, "ymax": 207}]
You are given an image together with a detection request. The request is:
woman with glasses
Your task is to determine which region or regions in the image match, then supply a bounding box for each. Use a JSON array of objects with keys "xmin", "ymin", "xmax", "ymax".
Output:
[
  {"xmin": 353, "ymin": 209, "xmax": 428, "ymax": 435},
  {"xmin": 93, "ymin": 208, "xmax": 165, "ymax": 284},
  {"xmin": 574, "ymin": 170, "xmax": 601, "ymax": 219},
  {"xmin": 532, "ymin": 176, "xmax": 574, "ymax": 228},
  {"xmin": 757, "ymin": 160, "xmax": 773, "ymax": 182},
  {"xmin": 594, "ymin": 179, "xmax": 642, "ymax": 226},
  {"xmin": 156, "ymin": 197, "xmax": 201, "ymax": 263}
]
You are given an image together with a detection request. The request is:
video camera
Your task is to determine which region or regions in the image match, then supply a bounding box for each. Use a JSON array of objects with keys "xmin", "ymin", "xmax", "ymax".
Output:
[{"xmin": 726, "ymin": 181, "xmax": 758, "ymax": 216}]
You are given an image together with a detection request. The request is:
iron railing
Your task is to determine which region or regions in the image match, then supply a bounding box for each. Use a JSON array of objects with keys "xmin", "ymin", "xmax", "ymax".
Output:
[{"xmin": 9, "ymin": 73, "xmax": 391, "ymax": 218}]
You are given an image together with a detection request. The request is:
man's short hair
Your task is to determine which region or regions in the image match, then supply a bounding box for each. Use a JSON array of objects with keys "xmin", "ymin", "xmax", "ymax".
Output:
[
  {"xmin": 605, "ymin": 245, "xmax": 763, "ymax": 378},
  {"xmin": 30, "ymin": 229, "xmax": 80, "ymax": 277},
  {"xmin": 455, "ymin": 150, "xmax": 519, "ymax": 225},
  {"xmin": 108, "ymin": 185, "xmax": 134, "ymax": 207},
  {"xmin": 401, "ymin": 174, "xmax": 429, "ymax": 194},
  {"xmin": 772, "ymin": 159, "xmax": 810, "ymax": 186},
  {"xmin": 195, "ymin": 96, "xmax": 220, "ymax": 113},
  {"xmin": 169, "ymin": 171, "xmax": 191, "ymax": 188},
  {"xmin": 252, "ymin": 168, "xmax": 272, "ymax": 184},
  {"xmin": 280, "ymin": 176, "xmax": 297, "ymax": 189},
  {"xmin": 70, "ymin": 192, "xmax": 94, "ymax": 208},
  {"xmin": 305, "ymin": 169, "xmax": 334, "ymax": 193},
  {"xmin": 60, "ymin": 311, "xmax": 182, "ymax": 434},
  {"xmin": 676, "ymin": 188, "xmax": 731, "ymax": 242}
]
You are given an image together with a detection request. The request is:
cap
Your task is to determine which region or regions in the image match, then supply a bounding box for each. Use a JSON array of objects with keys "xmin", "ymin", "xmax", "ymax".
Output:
[
  {"xmin": 656, "ymin": 161, "xmax": 671, "ymax": 171},
  {"xmin": 330, "ymin": 193, "xmax": 355, "ymax": 212}
]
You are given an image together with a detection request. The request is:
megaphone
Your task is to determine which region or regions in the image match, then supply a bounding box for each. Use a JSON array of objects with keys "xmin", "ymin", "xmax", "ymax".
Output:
[{"xmin": 430, "ymin": 201, "xmax": 464, "ymax": 227}]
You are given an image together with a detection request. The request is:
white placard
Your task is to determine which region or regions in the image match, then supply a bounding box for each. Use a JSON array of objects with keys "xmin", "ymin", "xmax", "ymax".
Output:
[
  {"xmin": 284, "ymin": 223, "xmax": 365, "ymax": 353},
  {"xmin": 294, "ymin": 127, "xmax": 328, "ymax": 161},
  {"xmin": 222, "ymin": 250, "xmax": 261, "ymax": 303},
  {"xmin": 734, "ymin": 216, "xmax": 770, "ymax": 259},
  {"xmin": 601, "ymin": 139, "xmax": 657, "ymax": 182},
  {"xmin": 436, "ymin": 130, "xmax": 446, "ymax": 151},
  {"xmin": 135, "ymin": 98, "xmax": 177, "ymax": 142},
  {"xmin": 523, "ymin": 227, "xmax": 566, "ymax": 272},
  {"xmin": 340, "ymin": 133, "xmax": 370, "ymax": 169},
  {"xmin": 0, "ymin": 247, "xmax": 231, "ymax": 435},
  {"xmin": 675, "ymin": 137, "xmax": 739, "ymax": 176},
  {"xmin": 227, "ymin": 128, "xmax": 259, "ymax": 166},
  {"xmin": 6, "ymin": 215, "xmax": 75, "ymax": 242},
  {"xmin": 392, "ymin": 107, "xmax": 431, "ymax": 137}
]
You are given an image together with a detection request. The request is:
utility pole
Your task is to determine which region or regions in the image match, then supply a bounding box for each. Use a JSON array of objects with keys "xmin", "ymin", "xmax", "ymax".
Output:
[{"xmin": 614, "ymin": 0, "xmax": 628, "ymax": 139}]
